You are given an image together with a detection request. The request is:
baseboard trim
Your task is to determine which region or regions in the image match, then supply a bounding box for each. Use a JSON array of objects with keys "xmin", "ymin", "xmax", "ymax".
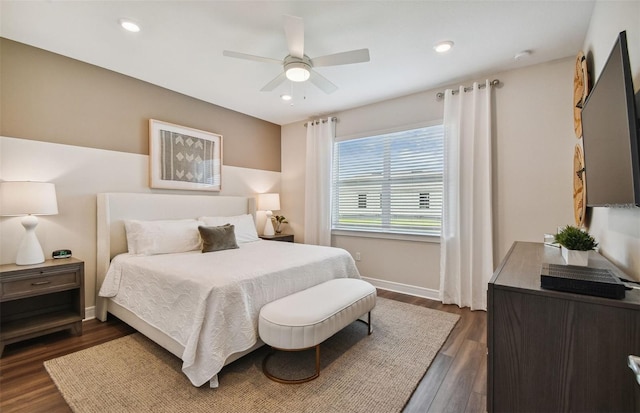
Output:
[
  {"xmin": 361, "ymin": 276, "xmax": 440, "ymax": 301},
  {"xmin": 84, "ymin": 306, "xmax": 96, "ymax": 321}
]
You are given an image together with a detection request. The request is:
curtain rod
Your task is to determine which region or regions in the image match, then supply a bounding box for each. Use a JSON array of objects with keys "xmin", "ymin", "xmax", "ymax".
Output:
[
  {"xmin": 304, "ymin": 117, "xmax": 337, "ymax": 127},
  {"xmin": 435, "ymin": 79, "xmax": 500, "ymax": 100}
]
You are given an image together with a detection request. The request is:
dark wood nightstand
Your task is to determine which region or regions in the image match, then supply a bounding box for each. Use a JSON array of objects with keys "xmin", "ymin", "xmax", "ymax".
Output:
[
  {"xmin": 259, "ymin": 233, "xmax": 294, "ymax": 243},
  {"xmin": 0, "ymin": 258, "xmax": 85, "ymax": 356}
]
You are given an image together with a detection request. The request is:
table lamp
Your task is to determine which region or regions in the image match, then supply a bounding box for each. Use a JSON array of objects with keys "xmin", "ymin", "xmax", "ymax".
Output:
[
  {"xmin": 0, "ymin": 181, "xmax": 59, "ymax": 265},
  {"xmin": 258, "ymin": 193, "xmax": 280, "ymax": 236}
]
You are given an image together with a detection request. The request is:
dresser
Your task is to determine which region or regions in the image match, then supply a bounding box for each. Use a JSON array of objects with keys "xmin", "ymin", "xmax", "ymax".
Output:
[
  {"xmin": 488, "ymin": 242, "xmax": 640, "ymax": 412},
  {"xmin": 0, "ymin": 258, "xmax": 85, "ymax": 355}
]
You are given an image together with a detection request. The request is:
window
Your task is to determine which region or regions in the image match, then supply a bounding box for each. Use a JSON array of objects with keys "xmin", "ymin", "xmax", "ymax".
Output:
[{"xmin": 332, "ymin": 124, "xmax": 444, "ymax": 237}]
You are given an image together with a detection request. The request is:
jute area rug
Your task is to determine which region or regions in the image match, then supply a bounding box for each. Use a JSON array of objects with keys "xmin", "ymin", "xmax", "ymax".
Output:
[{"xmin": 45, "ymin": 297, "xmax": 459, "ymax": 413}]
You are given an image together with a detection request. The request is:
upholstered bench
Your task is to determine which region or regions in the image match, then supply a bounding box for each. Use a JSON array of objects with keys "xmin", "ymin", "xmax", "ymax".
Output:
[{"xmin": 258, "ymin": 278, "xmax": 377, "ymax": 383}]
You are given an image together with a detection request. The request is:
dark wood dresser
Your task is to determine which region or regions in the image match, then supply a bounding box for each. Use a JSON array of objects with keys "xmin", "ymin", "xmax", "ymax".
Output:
[{"xmin": 488, "ymin": 241, "xmax": 640, "ymax": 412}]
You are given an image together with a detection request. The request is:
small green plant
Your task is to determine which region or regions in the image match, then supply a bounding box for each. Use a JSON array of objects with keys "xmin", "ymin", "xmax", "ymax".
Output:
[
  {"xmin": 554, "ymin": 225, "xmax": 598, "ymax": 251},
  {"xmin": 272, "ymin": 215, "xmax": 288, "ymax": 225},
  {"xmin": 272, "ymin": 215, "xmax": 288, "ymax": 233}
]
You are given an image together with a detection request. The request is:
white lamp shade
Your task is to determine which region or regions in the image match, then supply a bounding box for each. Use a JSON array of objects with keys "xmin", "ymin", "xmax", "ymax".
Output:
[
  {"xmin": 0, "ymin": 181, "xmax": 58, "ymax": 265},
  {"xmin": 258, "ymin": 193, "xmax": 280, "ymax": 212},
  {"xmin": 0, "ymin": 181, "xmax": 58, "ymax": 216}
]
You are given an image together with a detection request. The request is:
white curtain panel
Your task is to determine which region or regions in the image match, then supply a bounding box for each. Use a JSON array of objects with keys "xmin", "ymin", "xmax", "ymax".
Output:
[
  {"xmin": 304, "ymin": 118, "xmax": 335, "ymax": 246},
  {"xmin": 439, "ymin": 80, "xmax": 494, "ymax": 311}
]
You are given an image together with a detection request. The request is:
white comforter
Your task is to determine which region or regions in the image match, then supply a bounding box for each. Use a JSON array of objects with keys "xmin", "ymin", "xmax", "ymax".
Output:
[{"xmin": 99, "ymin": 240, "xmax": 361, "ymax": 386}]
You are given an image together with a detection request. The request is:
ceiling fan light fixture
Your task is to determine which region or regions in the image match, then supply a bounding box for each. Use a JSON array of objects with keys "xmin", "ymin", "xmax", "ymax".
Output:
[
  {"xmin": 119, "ymin": 18, "xmax": 141, "ymax": 33},
  {"xmin": 285, "ymin": 62, "xmax": 311, "ymax": 82},
  {"xmin": 434, "ymin": 40, "xmax": 454, "ymax": 53}
]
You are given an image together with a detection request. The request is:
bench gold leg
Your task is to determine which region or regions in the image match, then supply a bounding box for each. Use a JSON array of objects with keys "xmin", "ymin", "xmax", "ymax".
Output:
[
  {"xmin": 262, "ymin": 345, "xmax": 321, "ymax": 384},
  {"xmin": 262, "ymin": 312, "xmax": 373, "ymax": 384}
]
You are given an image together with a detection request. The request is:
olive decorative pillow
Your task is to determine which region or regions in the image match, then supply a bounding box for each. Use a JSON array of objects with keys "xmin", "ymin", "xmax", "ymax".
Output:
[{"xmin": 198, "ymin": 224, "xmax": 239, "ymax": 253}]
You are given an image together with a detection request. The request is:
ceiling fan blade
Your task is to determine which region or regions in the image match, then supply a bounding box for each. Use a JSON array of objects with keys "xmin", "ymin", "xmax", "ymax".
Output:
[
  {"xmin": 260, "ymin": 72, "xmax": 287, "ymax": 92},
  {"xmin": 309, "ymin": 70, "xmax": 338, "ymax": 94},
  {"xmin": 311, "ymin": 49, "xmax": 370, "ymax": 67},
  {"xmin": 223, "ymin": 50, "xmax": 281, "ymax": 65},
  {"xmin": 284, "ymin": 15, "xmax": 304, "ymax": 59}
]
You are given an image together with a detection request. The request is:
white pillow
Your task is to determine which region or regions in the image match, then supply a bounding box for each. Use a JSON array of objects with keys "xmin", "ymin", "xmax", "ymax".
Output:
[
  {"xmin": 124, "ymin": 219, "xmax": 201, "ymax": 255},
  {"xmin": 198, "ymin": 214, "xmax": 259, "ymax": 243}
]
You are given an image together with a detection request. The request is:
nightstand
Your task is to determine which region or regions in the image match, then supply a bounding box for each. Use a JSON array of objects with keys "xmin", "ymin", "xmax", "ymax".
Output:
[
  {"xmin": 0, "ymin": 258, "xmax": 84, "ymax": 356},
  {"xmin": 259, "ymin": 233, "xmax": 294, "ymax": 243}
]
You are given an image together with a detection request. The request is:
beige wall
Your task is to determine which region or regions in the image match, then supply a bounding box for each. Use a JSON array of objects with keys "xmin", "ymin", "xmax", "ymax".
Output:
[
  {"xmin": 0, "ymin": 39, "xmax": 286, "ymax": 312},
  {"xmin": 0, "ymin": 38, "xmax": 281, "ymax": 172},
  {"xmin": 492, "ymin": 58, "xmax": 576, "ymax": 259},
  {"xmin": 282, "ymin": 58, "xmax": 577, "ymax": 297},
  {"xmin": 284, "ymin": 5, "xmax": 640, "ymax": 294},
  {"xmin": 582, "ymin": 0, "xmax": 640, "ymax": 280}
]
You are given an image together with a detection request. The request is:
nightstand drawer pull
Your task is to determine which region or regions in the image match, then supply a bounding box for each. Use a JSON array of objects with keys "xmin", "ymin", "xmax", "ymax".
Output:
[{"xmin": 31, "ymin": 281, "xmax": 52, "ymax": 286}]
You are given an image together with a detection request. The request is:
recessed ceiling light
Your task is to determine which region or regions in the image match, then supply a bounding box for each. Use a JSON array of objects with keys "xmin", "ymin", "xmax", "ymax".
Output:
[
  {"xmin": 119, "ymin": 19, "xmax": 141, "ymax": 33},
  {"xmin": 280, "ymin": 94, "xmax": 292, "ymax": 101},
  {"xmin": 514, "ymin": 50, "xmax": 532, "ymax": 61},
  {"xmin": 434, "ymin": 41, "xmax": 454, "ymax": 53}
]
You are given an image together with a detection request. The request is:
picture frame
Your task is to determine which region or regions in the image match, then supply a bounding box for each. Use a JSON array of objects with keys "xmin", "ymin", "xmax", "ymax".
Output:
[{"xmin": 149, "ymin": 119, "xmax": 222, "ymax": 191}]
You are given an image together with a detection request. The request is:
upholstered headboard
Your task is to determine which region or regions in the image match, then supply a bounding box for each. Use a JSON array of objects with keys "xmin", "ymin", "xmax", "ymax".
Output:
[{"xmin": 95, "ymin": 192, "xmax": 256, "ymax": 319}]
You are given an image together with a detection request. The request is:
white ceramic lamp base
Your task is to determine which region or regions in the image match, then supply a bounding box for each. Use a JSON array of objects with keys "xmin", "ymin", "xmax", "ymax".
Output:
[
  {"xmin": 263, "ymin": 210, "xmax": 275, "ymax": 236},
  {"xmin": 16, "ymin": 215, "xmax": 45, "ymax": 265}
]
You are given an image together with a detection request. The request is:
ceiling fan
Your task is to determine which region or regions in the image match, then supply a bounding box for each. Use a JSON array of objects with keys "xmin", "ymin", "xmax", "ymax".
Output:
[{"xmin": 223, "ymin": 15, "xmax": 370, "ymax": 94}]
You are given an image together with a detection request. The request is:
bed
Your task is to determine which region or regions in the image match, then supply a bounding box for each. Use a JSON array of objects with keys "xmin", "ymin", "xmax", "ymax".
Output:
[{"xmin": 95, "ymin": 192, "xmax": 361, "ymax": 388}]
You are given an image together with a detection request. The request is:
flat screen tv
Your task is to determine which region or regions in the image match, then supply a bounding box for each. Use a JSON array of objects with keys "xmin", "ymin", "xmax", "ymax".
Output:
[{"xmin": 581, "ymin": 30, "xmax": 640, "ymax": 207}]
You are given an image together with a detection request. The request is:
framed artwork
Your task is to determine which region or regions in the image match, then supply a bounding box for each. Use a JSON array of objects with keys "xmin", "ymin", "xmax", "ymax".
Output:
[{"xmin": 149, "ymin": 119, "xmax": 222, "ymax": 191}]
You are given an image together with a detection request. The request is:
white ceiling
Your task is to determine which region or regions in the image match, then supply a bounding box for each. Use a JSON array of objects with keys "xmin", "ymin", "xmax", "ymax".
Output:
[{"xmin": 1, "ymin": 1, "xmax": 595, "ymax": 126}]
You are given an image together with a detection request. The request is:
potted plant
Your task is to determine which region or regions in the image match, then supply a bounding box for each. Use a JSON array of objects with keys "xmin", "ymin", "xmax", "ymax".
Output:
[
  {"xmin": 272, "ymin": 215, "xmax": 288, "ymax": 234},
  {"xmin": 554, "ymin": 225, "xmax": 598, "ymax": 266}
]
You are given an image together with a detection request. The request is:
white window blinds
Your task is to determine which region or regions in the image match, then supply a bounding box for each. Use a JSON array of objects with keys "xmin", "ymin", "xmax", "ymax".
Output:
[{"xmin": 332, "ymin": 124, "xmax": 444, "ymax": 236}]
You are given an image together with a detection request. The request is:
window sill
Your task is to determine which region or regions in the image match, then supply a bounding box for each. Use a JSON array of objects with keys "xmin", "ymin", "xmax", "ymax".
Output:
[{"xmin": 331, "ymin": 229, "xmax": 440, "ymax": 243}]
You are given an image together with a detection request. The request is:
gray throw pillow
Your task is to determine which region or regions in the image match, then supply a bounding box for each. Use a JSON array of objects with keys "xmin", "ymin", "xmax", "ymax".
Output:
[{"xmin": 198, "ymin": 224, "xmax": 239, "ymax": 253}]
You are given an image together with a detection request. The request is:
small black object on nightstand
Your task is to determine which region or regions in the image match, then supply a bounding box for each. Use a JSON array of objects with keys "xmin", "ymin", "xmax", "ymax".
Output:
[{"xmin": 52, "ymin": 249, "xmax": 72, "ymax": 259}]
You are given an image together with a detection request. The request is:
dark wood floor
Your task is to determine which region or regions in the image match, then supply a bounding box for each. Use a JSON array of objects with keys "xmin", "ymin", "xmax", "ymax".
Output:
[{"xmin": 0, "ymin": 290, "xmax": 487, "ymax": 413}]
